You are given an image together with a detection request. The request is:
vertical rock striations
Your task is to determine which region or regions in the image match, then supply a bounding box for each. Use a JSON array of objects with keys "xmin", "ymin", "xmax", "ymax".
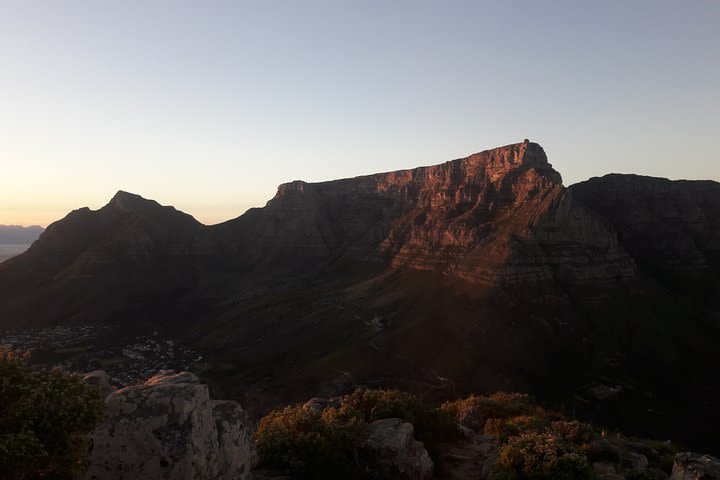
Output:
[
  {"xmin": 218, "ymin": 141, "xmax": 636, "ymax": 286},
  {"xmin": 84, "ymin": 370, "xmax": 256, "ymax": 480}
]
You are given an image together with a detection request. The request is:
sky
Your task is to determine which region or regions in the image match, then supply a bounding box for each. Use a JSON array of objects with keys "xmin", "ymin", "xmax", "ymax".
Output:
[{"xmin": 1, "ymin": 1, "xmax": 718, "ymax": 227}]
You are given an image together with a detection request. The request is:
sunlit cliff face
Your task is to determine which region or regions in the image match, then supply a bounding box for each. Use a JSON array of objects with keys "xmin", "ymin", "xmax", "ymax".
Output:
[{"xmin": 260, "ymin": 142, "xmax": 635, "ymax": 285}]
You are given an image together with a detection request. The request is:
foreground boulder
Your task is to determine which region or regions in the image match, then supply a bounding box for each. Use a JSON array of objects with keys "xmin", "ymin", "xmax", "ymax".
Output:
[
  {"xmin": 84, "ymin": 370, "xmax": 256, "ymax": 480},
  {"xmin": 362, "ymin": 418, "xmax": 433, "ymax": 480},
  {"xmin": 671, "ymin": 452, "xmax": 720, "ymax": 480}
]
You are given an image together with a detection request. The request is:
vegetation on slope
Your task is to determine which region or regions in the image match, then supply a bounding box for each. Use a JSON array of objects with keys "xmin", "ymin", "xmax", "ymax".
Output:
[
  {"xmin": 257, "ymin": 389, "xmax": 680, "ymax": 480},
  {"xmin": 256, "ymin": 388, "xmax": 457, "ymax": 478},
  {"xmin": 0, "ymin": 349, "xmax": 104, "ymax": 480},
  {"xmin": 441, "ymin": 393, "xmax": 678, "ymax": 480}
]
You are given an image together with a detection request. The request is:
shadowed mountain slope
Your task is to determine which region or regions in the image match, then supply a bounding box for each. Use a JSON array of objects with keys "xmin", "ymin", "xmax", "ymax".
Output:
[
  {"xmin": 0, "ymin": 191, "xmax": 202, "ymax": 327},
  {"xmin": 571, "ymin": 174, "xmax": 720, "ymax": 286}
]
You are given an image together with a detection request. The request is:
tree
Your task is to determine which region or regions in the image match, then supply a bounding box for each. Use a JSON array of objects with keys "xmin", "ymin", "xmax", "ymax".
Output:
[{"xmin": 0, "ymin": 349, "xmax": 104, "ymax": 479}]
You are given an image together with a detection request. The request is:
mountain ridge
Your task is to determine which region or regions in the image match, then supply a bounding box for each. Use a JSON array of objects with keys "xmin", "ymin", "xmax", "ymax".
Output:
[
  {"xmin": 203, "ymin": 141, "xmax": 635, "ymax": 286},
  {"xmin": 1, "ymin": 141, "xmax": 719, "ymax": 454},
  {"xmin": 0, "ymin": 224, "xmax": 45, "ymax": 244}
]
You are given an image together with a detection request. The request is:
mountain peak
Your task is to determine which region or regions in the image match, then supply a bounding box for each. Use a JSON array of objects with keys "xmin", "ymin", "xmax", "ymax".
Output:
[
  {"xmin": 457, "ymin": 140, "xmax": 557, "ymax": 180},
  {"xmin": 107, "ymin": 191, "xmax": 161, "ymax": 212}
]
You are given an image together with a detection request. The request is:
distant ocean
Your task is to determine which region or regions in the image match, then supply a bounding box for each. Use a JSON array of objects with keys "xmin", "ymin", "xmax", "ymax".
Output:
[{"xmin": 0, "ymin": 244, "xmax": 30, "ymax": 263}]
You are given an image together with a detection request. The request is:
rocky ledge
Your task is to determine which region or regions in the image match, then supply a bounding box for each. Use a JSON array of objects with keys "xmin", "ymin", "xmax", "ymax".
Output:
[{"xmin": 84, "ymin": 370, "xmax": 256, "ymax": 480}]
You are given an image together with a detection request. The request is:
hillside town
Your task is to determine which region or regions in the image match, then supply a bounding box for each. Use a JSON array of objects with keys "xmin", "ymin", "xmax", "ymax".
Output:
[{"xmin": 0, "ymin": 324, "xmax": 200, "ymax": 387}]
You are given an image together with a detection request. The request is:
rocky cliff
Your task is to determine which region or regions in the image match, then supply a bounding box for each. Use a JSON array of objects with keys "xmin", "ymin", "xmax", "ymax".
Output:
[{"xmin": 214, "ymin": 141, "xmax": 636, "ymax": 285}]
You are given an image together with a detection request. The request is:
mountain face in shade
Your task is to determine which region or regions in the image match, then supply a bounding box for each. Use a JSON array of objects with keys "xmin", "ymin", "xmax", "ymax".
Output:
[
  {"xmin": 28, "ymin": 191, "xmax": 200, "ymax": 268},
  {"xmin": 1, "ymin": 141, "xmax": 719, "ymax": 455},
  {"xmin": 571, "ymin": 174, "xmax": 720, "ymax": 283},
  {"xmin": 0, "ymin": 191, "xmax": 202, "ymax": 327}
]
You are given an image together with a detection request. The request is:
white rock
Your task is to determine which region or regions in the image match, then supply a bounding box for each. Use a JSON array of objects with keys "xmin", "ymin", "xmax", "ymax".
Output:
[
  {"xmin": 362, "ymin": 418, "xmax": 433, "ymax": 480},
  {"xmin": 84, "ymin": 370, "xmax": 255, "ymax": 480}
]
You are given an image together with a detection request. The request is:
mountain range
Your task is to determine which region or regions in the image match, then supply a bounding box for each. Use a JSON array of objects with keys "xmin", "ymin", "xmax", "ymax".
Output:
[
  {"xmin": 0, "ymin": 224, "xmax": 44, "ymax": 244},
  {"xmin": 1, "ymin": 140, "xmax": 718, "ymax": 454}
]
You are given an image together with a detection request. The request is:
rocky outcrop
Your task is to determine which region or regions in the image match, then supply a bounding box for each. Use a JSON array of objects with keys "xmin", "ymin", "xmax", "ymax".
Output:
[
  {"xmin": 571, "ymin": 174, "xmax": 720, "ymax": 281},
  {"xmin": 84, "ymin": 370, "xmax": 256, "ymax": 480},
  {"xmin": 361, "ymin": 418, "xmax": 433, "ymax": 480},
  {"xmin": 671, "ymin": 452, "xmax": 720, "ymax": 480},
  {"xmin": 83, "ymin": 370, "xmax": 114, "ymax": 399},
  {"xmin": 212, "ymin": 400, "xmax": 257, "ymax": 480}
]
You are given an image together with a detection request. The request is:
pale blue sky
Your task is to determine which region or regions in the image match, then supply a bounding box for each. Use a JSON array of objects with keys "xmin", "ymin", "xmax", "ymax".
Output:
[{"xmin": 1, "ymin": 1, "xmax": 718, "ymax": 226}]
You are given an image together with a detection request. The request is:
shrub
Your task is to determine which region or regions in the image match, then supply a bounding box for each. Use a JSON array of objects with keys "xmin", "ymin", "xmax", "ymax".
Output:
[
  {"xmin": 442, "ymin": 392, "xmax": 536, "ymax": 431},
  {"xmin": 342, "ymin": 388, "xmax": 423, "ymax": 423},
  {"xmin": 441, "ymin": 395, "xmax": 481, "ymax": 424},
  {"xmin": 0, "ymin": 349, "xmax": 104, "ymax": 480},
  {"xmin": 256, "ymin": 389, "xmax": 458, "ymax": 478},
  {"xmin": 341, "ymin": 388, "xmax": 457, "ymax": 450},
  {"xmin": 546, "ymin": 453, "xmax": 597, "ymax": 480},
  {"xmin": 495, "ymin": 431, "xmax": 595, "ymax": 480},
  {"xmin": 549, "ymin": 420, "xmax": 595, "ymax": 445},
  {"xmin": 485, "ymin": 415, "xmax": 548, "ymax": 439},
  {"xmin": 255, "ymin": 404, "xmax": 366, "ymax": 479}
]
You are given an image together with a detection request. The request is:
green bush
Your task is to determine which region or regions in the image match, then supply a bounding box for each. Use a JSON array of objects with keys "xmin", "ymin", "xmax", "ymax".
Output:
[
  {"xmin": 442, "ymin": 393, "xmax": 603, "ymax": 479},
  {"xmin": 256, "ymin": 388, "xmax": 676, "ymax": 480},
  {"xmin": 255, "ymin": 403, "xmax": 366, "ymax": 479},
  {"xmin": 546, "ymin": 453, "xmax": 597, "ymax": 480},
  {"xmin": 494, "ymin": 431, "xmax": 595, "ymax": 480},
  {"xmin": 442, "ymin": 392, "xmax": 536, "ymax": 430},
  {"xmin": 0, "ymin": 349, "xmax": 104, "ymax": 480},
  {"xmin": 342, "ymin": 388, "xmax": 425, "ymax": 423},
  {"xmin": 440, "ymin": 394, "xmax": 483, "ymax": 428},
  {"xmin": 342, "ymin": 388, "xmax": 456, "ymax": 449},
  {"xmin": 549, "ymin": 420, "xmax": 595, "ymax": 445},
  {"xmin": 256, "ymin": 389, "xmax": 458, "ymax": 478},
  {"xmin": 485, "ymin": 415, "xmax": 549, "ymax": 439}
]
